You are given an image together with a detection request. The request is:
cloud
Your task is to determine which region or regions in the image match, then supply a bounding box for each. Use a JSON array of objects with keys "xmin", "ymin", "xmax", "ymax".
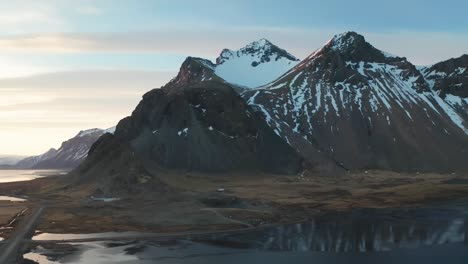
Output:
[
  {"xmin": 0, "ymin": 70, "xmax": 175, "ymax": 90},
  {"xmin": 0, "ymin": 1, "xmax": 67, "ymax": 34},
  {"xmin": 0, "ymin": 70, "xmax": 175, "ymax": 155},
  {"xmin": 0, "ymin": 36, "xmax": 91, "ymax": 53},
  {"xmin": 0, "ymin": 55, "xmax": 55, "ymax": 78},
  {"xmin": 1, "ymin": 27, "xmax": 468, "ymax": 65},
  {"xmin": 77, "ymin": 6, "xmax": 102, "ymax": 15}
]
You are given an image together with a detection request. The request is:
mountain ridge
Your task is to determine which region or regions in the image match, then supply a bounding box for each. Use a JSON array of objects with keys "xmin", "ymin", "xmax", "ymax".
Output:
[
  {"xmin": 242, "ymin": 32, "xmax": 468, "ymax": 172},
  {"xmin": 70, "ymin": 31, "xmax": 468, "ymax": 198},
  {"xmin": 14, "ymin": 127, "xmax": 115, "ymax": 169}
]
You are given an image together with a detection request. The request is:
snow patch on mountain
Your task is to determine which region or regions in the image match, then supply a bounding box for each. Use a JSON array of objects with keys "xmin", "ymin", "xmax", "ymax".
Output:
[
  {"xmin": 78, "ymin": 128, "xmax": 102, "ymax": 137},
  {"xmin": 104, "ymin": 126, "xmax": 116, "ymax": 134},
  {"xmin": 214, "ymin": 39, "xmax": 299, "ymax": 88},
  {"xmin": 241, "ymin": 32, "xmax": 468, "ymax": 172},
  {"xmin": 215, "ymin": 55, "xmax": 298, "ymax": 88},
  {"xmin": 330, "ymin": 32, "xmax": 357, "ymax": 52}
]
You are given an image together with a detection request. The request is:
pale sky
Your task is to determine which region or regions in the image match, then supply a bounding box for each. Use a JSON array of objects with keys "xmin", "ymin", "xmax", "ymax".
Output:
[{"xmin": 1, "ymin": 0, "xmax": 467, "ymax": 155}]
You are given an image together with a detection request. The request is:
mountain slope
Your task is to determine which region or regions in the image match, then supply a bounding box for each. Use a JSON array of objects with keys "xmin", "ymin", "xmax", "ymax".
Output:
[
  {"xmin": 0, "ymin": 155, "xmax": 27, "ymax": 166},
  {"xmin": 75, "ymin": 56, "xmax": 306, "ymax": 192},
  {"xmin": 214, "ymin": 39, "xmax": 299, "ymax": 88},
  {"xmin": 15, "ymin": 127, "xmax": 115, "ymax": 169},
  {"xmin": 243, "ymin": 32, "xmax": 468, "ymax": 172},
  {"xmin": 421, "ymin": 54, "xmax": 468, "ymax": 122}
]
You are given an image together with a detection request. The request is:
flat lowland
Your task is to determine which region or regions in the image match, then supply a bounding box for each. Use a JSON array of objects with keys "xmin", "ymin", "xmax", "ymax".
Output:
[{"xmin": 1, "ymin": 170, "xmax": 468, "ymax": 235}]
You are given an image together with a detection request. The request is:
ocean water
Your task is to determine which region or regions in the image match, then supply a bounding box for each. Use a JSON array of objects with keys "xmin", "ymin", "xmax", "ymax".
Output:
[
  {"xmin": 23, "ymin": 200, "xmax": 468, "ymax": 264},
  {"xmin": 0, "ymin": 170, "xmax": 65, "ymax": 183}
]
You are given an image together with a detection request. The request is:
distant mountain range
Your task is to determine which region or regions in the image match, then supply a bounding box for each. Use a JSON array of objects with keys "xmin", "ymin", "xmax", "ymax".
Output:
[
  {"xmin": 0, "ymin": 155, "xmax": 26, "ymax": 166},
  {"xmin": 71, "ymin": 31, "xmax": 467, "ymax": 195},
  {"xmin": 8, "ymin": 127, "xmax": 115, "ymax": 170}
]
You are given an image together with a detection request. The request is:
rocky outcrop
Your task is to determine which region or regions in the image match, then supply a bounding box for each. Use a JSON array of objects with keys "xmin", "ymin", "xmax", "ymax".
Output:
[{"xmin": 71, "ymin": 133, "xmax": 168, "ymax": 197}]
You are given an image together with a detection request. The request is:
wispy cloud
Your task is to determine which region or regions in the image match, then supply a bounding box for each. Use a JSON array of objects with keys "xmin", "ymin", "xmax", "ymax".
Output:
[
  {"xmin": 0, "ymin": 35, "xmax": 95, "ymax": 53},
  {"xmin": 0, "ymin": 70, "xmax": 175, "ymax": 155},
  {"xmin": 0, "ymin": 1, "xmax": 67, "ymax": 34},
  {"xmin": 0, "ymin": 55, "xmax": 55, "ymax": 78},
  {"xmin": 1, "ymin": 27, "xmax": 468, "ymax": 65},
  {"xmin": 77, "ymin": 6, "xmax": 102, "ymax": 15}
]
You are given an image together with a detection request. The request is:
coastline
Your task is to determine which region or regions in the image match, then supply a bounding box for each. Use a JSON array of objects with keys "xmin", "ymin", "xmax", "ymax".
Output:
[{"xmin": 1, "ymin": 170, "xmax": 468, "ymax": 236}]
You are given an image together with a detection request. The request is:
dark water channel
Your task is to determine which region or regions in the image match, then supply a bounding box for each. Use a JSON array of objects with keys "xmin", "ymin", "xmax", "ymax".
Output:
[{"xmin": 24, "ymin": 200, "xmax": 468, "ymax": 264}]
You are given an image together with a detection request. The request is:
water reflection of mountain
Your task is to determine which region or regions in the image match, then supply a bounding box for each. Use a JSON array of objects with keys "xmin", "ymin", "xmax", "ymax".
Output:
[{"xmin": 200, "ymin": 207, "xmax": 468, "ymax": 252}]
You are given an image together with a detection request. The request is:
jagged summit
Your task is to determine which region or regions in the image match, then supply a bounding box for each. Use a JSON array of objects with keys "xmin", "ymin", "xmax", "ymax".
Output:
[
  {"xmin": 166, "ymin": 57, "xmax": 218, "ymax": 87},
  {"xmin": 283, "ymin": 31, "xmax": 427, "ymax": 92},
  {"xmin": 297, "ymin": 32, "xmax": 400, "ymax": 70},
  {"xmin": 329, "ymin": 31, "xmax": 367, "ymax": 52},
  {"xmin": 327, "ymin": 31, "xmax": 395, "ymax": 61},
  {"xmin": 216, "ymin": 38, "xmax": 299, "ymax": 65},
  {"xmin": 77, "ymin": 128, "xmax": 106, "ymax": 138},
  {"xmin": 213, "ymin": 39, "xmax": 300, "ymax": 88}
]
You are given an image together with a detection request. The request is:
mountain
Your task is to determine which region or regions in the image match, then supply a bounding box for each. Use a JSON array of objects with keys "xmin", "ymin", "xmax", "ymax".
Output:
[
  {"xmin": 213, "ymin": 39, "xmax": 300, "ymax": 88},
  {"xmin": 0, "ymin": 155, "xmax": 26, "ymax": 166},
  {"xmin": 73, "ymin": 56, "xmax": 307, "ymax": 195},
  {"xmin": 420, "ymin": 54, "xmax": 468, "ymax": 121},
  {"xmin": 72, "ymin": 32, "xmax": 468, "ymax": 197},
  {"xmin": 15, "ymin": 127, "xmax": 115, "ymax": 169},
  {"xmin": 242, "ymin": 32, "xmax": 468, "ymax": 172}
]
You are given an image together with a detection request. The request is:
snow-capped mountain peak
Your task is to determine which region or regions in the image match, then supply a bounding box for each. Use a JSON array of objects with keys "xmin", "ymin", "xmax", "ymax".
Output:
[
  {"xmin": 329, "ymin": 31, "xmax": 365, "ymax": 52},
  {"xmin": 166, "ymin": 57, "xmax": 218, "ymax": 87},
  {"xmin": 216, "ymin": 38, "xmax": 298, "ymax": 65},
  {"xmin": 77, "ymin": 128, "xmax": 104, "ymax": 137},
  {"xmin": 294, "ymin": 32, "xmax": 402, "ymax": 73},
  {"xmin": 161, "ymin": 39, "xmax": 300, "ymax": 89},
  {"xmin": 214, "ymin": 39, "xmax": 300, "ymax": 88}
]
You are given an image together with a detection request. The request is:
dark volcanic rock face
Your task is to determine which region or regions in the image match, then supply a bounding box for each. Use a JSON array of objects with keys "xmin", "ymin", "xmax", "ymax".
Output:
[
  {"xmin": 243, "ymin": 32, "xmax": 468, "ymax": 172},
  {"xmin": 81, "ymin": 58, "xmax": 304, "ymax": 176},
  {"xmin": 72, "ymin": 133, "xmax": 168, "ymax": 197}
]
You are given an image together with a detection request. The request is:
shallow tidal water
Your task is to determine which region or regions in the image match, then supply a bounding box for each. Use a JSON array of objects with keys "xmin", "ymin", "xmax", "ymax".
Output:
[
  {"xmin": 0, "ymin": 196, "xmax": 26, "ymax": 202},
  {"xmin": 23, "ymin": 199, "xmax": 468, "ymax": 264},
  {"xmin": 0, "ymin": 170, "xmax": 66, "ymax": 183},
  {"xmin": 0, "ymin": 170, "xmax": 66, "ymax": 202}
]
